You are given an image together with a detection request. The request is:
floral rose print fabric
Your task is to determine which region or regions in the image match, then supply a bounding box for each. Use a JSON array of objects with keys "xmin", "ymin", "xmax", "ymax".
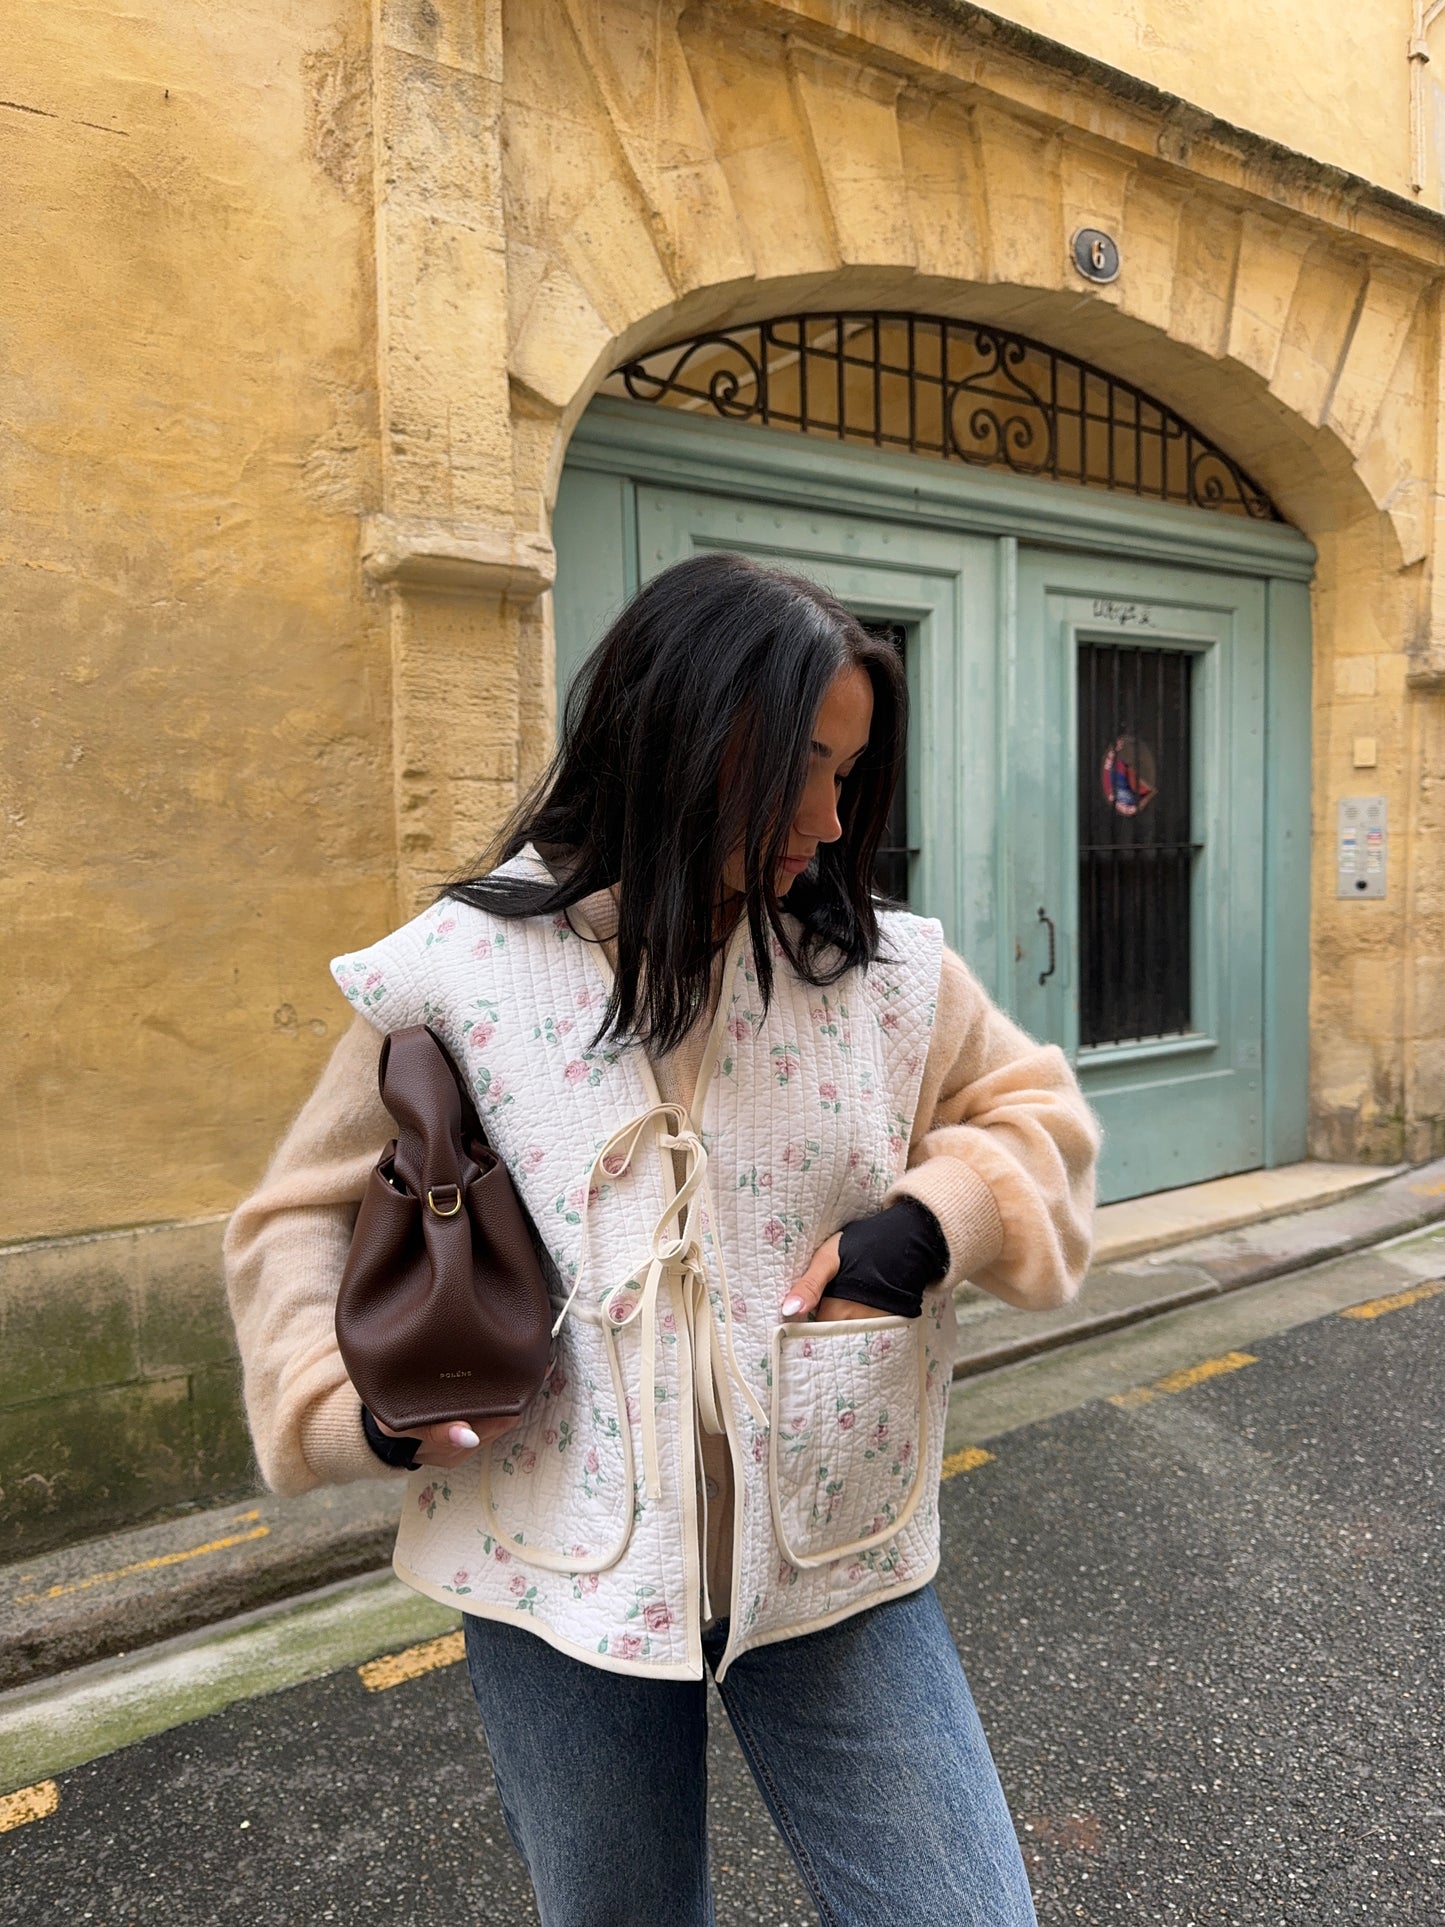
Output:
[{"xmin": 770, "ymin": 1317, "xmax": 926, "ymax": 1566}]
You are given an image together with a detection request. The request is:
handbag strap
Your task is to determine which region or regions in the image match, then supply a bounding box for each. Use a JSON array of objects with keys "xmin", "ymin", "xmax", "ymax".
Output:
[
  {"xmin": 377, "ymin": 1025, "xmax": 484, "ymax": 1213},
  {"xmin": 425, "ymin": 1023, "xmax": 488, "ymax": 1145}
]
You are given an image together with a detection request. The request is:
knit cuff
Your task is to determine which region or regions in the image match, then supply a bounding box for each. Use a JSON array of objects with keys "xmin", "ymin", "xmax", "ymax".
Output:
[
  {"xmin": 300, "ymin": 1380, "xmax": 409, "ymax": 1488},
  {"xmin": 883, "ymin": 1159, "xmax": 1004, "ymax": 1288}
]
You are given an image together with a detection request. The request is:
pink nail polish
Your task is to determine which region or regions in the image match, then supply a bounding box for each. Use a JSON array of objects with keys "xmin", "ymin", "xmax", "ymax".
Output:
[
  {"xmin": 781, "ymin": 1295, "xmax": 805, "ymax": 1319},
  {"xmin": 450, "ymin": 1424, "xmax": 480, "ymax": 1449}
]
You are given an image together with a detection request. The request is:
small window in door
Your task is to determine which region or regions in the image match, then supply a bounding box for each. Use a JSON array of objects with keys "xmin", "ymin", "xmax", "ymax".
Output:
[
  {"xmin": 864, "ymin": 622, "xmax": 914, "ymax": 905},
  {"xmin": 1078, "ymin": 643, "xmax": 1195, "ymax": 1046}
]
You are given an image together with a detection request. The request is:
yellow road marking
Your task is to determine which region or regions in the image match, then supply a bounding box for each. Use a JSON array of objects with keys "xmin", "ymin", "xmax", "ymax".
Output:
[
  {"xmin": 1108, "ymin": 1350, "xmax": 1258, "ymax": 1410},
  {"xmin": 0, "ymin": 1781, "xmax": 58, "ymax": 1834},
  {"xmin": 11, "ymin": 1522, "xmax": 270, "ymax": 1606},
  {"xmin": 1409, "ymin": 1178, "xmax": 1445, "ymax": 1197},
  {"xmin": 1340, "ymin": 1279, "xmax": 1445, "ymax": 1321},
  {"xmin": 358, "ymin": 1629, "xmax": 467, "ymax": 1692},
  {"xmin": 940, "ymin": 1445, "xmax": 996, "ymax": 1480}
]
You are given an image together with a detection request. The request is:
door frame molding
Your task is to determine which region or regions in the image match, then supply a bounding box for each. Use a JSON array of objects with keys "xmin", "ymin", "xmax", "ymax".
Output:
[
  {"xmin": 558, "ymin": 398, "xmax": 1314, "ymax": 1169},
  {"xmin": 566, "ymin": 398, "xmax": 1317, "ymax": 581}
]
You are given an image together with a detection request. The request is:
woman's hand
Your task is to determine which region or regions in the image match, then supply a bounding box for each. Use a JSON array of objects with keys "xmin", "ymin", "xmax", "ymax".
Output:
[
  {"xmin": 780, "ymin": 1232, "xmax": 882, "ymax": 1324},
  {"xmin": 371, "ymin": 1413, "xmax": 518, "ymax": 1470}
]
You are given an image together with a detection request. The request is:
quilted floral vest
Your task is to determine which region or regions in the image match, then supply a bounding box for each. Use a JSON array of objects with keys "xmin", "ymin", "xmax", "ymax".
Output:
[{"xmin": 331, "ymin": 847, "xmax": 951, "ymax": 1681}]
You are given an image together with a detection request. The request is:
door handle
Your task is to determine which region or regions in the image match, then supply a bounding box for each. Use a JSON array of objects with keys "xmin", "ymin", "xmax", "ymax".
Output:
[{"xmin": 1037, "ymin": 907, "xmax": 1056, "ymax": 987}]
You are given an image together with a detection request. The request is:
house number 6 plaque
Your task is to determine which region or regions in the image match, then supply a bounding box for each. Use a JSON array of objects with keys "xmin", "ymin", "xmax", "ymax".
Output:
[{"xmin": 1072, "ymin": 228, "xmax": 1121, "ymax": 284}]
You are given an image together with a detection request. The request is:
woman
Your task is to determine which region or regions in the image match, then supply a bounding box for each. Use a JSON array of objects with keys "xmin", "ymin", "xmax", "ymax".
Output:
[{"xmin": 225, "ymin": 551, "xmax": 1100, "ymax": 1925}]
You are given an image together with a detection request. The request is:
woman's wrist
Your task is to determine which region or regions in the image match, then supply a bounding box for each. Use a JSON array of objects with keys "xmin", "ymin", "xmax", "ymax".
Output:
[
  {"xmin": 820, "ymin": 1197, "xmax": 950, "ymax": 1319},
  {"xmin": 360, "ymin": 1403, "xmax": 423, "ymax": 1471}
]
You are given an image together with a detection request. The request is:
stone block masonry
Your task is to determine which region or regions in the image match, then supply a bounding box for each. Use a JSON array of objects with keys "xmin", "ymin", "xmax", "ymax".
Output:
[{"xmin": 0, "ymin": 1222, "xmax": 256, "ymax": 1562}]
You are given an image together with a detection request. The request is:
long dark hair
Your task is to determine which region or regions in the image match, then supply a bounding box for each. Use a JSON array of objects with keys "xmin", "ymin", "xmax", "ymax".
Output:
[{"xmin": 445, "ymin": 551, "xmax": 908, "ymax": 1054}]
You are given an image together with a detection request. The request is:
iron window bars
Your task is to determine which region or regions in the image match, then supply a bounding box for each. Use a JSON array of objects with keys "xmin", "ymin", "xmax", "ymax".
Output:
[
  {"xmin": 1077, "ymin": 642, "xmax": 1195, "ymax": 1047},
  {"xmin": 604, "ymin": 313, "xmax": 1281, "ymax": 521},
  {"xmin": 865, "ymin": 622, "xmax": 916, "ymax": 906}
]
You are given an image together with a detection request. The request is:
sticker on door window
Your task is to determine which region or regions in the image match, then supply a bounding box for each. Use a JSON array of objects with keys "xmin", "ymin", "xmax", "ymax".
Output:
[{"xmin": 1101, "ymin": 736, "xmax": 1157, "ymax": 816}]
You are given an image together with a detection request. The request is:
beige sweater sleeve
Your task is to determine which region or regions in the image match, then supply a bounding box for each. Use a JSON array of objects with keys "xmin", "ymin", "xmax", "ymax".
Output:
[
  {"xmin": 882, "ymin": 945, "xmax": 1101, "ymax": 1309},
  {"xmin": 222, "ymin": 1014, "xmax": 401, "ymax": 1496}
]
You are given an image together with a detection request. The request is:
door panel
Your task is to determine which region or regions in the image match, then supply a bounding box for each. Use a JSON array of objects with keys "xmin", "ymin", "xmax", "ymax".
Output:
[
  {"xmin": 1014, "ymin": 551, "xmax": 1267, "ymax": 1201},
  {"xmin": 552, "ymin": 466, "xmax": 637, "ymax": 701},
  {"xmin": 861, "ymin": 621, "xmax": 913, "ymax": 903}
]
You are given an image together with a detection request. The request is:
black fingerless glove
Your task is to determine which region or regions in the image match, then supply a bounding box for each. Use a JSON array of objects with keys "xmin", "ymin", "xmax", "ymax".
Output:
[
  {"xmin": 820, "ymin": 1196, "xmax": 950, "ymax": 1319},
  {"xmin": 360, "ymin": 1403, "xmax": 424, "ymax": 1471}
]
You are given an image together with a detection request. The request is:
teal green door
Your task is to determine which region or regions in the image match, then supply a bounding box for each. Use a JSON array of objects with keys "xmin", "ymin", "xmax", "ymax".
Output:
[
  {"xmin": 553, "ymin": 417, "xmax": 1311, "ymax": 1205},
  {"xmin": 1011, "ymin": 550, "xmax": 1269, "ymax": 1200}
]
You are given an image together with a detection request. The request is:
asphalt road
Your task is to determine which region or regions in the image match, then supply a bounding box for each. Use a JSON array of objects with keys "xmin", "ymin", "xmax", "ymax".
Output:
[{"xmin": 3, "ymin": 1282, "xmax": 1442, "ymax": 1925}]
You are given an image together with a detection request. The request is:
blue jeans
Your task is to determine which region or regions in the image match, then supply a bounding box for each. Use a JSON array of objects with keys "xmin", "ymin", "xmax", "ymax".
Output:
[{"xmin": 462, "ymin": 1583, "xmax": 1038, "ymax": 1926}]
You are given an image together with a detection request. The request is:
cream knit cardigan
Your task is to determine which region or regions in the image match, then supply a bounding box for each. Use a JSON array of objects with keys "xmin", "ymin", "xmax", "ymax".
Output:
[{"xmin": 224, "ymin": 907, "xmax": 1100, "ymax": 1523}]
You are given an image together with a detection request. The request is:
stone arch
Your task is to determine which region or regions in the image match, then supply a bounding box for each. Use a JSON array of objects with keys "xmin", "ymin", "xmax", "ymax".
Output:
[
  {"xmin": 501, "ymin": 3, "xmax": 1436, "ymax": 575},
  {"xmin": 536, "ymin": 273, "xmax": 1384, "ymax": 546},
  {"xmin": 524, "ymin": 268, "xmax": 1421, "ymax": 585},
  {"xmin": 367, "ymin": 0, "xmax": 1445, "ymax": 1163}
]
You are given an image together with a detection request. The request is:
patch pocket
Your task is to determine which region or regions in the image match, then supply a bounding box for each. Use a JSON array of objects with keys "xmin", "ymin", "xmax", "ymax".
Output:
[{"xmin": 767, "ymin": 1314, "xmax": 930, "ymax": 1571}]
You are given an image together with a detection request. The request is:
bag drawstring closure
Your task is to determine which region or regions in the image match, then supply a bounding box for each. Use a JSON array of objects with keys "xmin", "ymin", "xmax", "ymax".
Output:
[{"xmin": 549, "ymin": 1101, "xmax": 768, "ymax": 1501}]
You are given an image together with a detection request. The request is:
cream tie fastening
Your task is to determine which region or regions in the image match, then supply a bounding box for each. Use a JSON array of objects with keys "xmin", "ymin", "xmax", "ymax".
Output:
[{"xmin": 549, "ymin": 1101, "xmax": 768, "ymax": 1501}]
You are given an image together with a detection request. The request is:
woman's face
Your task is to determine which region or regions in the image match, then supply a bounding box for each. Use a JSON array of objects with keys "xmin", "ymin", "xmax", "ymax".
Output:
[{"xmin": 722, "ymin": 663, "xmax": 874, "ymax": 898}]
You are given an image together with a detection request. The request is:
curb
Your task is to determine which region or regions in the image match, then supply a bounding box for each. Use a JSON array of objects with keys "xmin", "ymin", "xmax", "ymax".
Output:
[
  {"xmin": 0, "ymin": 1479, "xmax": 403, "ymax": 1694},
  {"xmin": 0, "ymin": 1569, "xmax": 458, "ymax": 1798}
]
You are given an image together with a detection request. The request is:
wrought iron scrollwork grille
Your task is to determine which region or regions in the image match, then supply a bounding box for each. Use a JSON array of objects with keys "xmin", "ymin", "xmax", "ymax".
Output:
[{"xmin": 604, "ymin": 313, "xmax": 1282, "ymax": 521}]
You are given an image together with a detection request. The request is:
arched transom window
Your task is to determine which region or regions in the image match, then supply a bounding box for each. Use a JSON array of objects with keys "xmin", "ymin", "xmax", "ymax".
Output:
[{"xmin": 601, "ymin": 312, "xmax": 1282, "ymax": 523}]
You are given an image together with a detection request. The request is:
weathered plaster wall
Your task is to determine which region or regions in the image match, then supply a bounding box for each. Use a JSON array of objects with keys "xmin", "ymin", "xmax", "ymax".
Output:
[
  {"xmin": 0, "ymin": 1220, "xmax": 250, "ymax": 1557},
  {"xmin": 1310, "ymin": 511, "xmax": 1436, "ymax": 1161},
  {"xmin": 1, "ymin": 1, "xmax": 392, "ymax": 1248},
  {"xmin": 966, "ymin": 0, "xmax": 1421, "ymax": 205}
]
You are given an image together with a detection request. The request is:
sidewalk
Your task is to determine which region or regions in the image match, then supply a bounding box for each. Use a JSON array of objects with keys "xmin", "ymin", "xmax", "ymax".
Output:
[{"xmin": 4, "ymin": 1155, "xmax": 1443, "ymax": 1696}]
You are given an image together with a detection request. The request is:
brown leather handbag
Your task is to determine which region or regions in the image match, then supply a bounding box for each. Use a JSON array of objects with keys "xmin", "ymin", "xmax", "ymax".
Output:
[{"xmin": 335, "ymin": 1025, "xmax": 554, "ymax": 1435}]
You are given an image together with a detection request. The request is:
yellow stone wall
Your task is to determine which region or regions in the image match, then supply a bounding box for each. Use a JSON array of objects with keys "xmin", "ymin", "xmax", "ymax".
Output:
[
  {"xmin": 5, "ymin": 0, "xmax": 1445, "ymax": 1548},
  {"xmin": 2, "ymin": 1, "xmax": 394, "ymax": 1248},
  {"xmin": 977, "ymin": 1, "xmax": 1425, "ymax": 204}
]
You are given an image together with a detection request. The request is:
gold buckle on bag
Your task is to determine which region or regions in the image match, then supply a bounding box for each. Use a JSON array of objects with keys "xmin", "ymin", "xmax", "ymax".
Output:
[{"xmin": 426, "ymin": 1186, "xmax": 463, "ymax": 1218}]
